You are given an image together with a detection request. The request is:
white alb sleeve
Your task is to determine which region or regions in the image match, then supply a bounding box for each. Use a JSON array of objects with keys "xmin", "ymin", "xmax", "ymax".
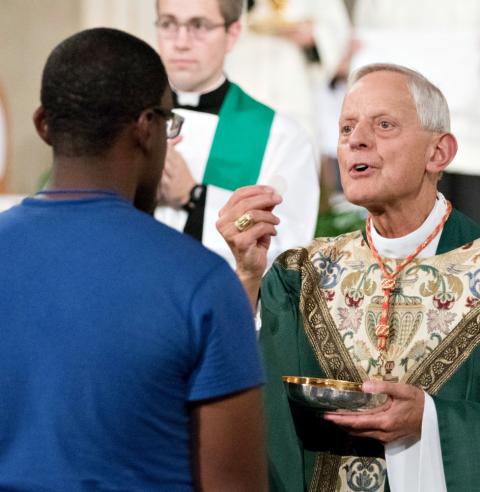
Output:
[{"xmin": 385, "ymin": 392, "xmax": 447, "ymax": 492}]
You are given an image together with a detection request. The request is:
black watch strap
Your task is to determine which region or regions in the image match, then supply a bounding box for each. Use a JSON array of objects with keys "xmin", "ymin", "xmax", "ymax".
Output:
[
  {"xmin": 183, "ymin": 184, "xmax": 207, "ymax": 241},
  {"xmin": 181, "ymin": 184, "xmax": 206, "ymax": 212}
]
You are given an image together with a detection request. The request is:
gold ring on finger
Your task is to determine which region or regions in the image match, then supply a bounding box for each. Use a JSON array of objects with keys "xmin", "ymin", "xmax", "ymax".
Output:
[{"xmin": 234, "ymin": 212, "xmax": 254, "ymax": 232}]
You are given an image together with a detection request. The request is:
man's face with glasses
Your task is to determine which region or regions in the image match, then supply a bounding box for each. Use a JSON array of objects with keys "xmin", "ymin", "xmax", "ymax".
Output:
[{"xmin": 155, "ymin": 0, "xmax": 241, "ymax": 93}]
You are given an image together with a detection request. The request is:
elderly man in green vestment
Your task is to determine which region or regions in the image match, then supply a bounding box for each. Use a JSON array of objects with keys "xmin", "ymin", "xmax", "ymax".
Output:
[{"xmin": 217, "ymin": 63, "xmax": 480, "ymax": 492}]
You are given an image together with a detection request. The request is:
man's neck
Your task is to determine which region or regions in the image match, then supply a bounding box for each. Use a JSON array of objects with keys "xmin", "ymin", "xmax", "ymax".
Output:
[
  {"xmin": 47, "ymin": 155, "xmax": 135, "ymax": 203},
  {"xmin": 172, "ymin": 74, "xmax": 226, "ymax": 102},
  {"xmin": 369, "ymin": 192, "xmax": 438, "ymax": 238},
  {"xmin": 370, "ymin": 193, "xmax": 448, "ymax": 259},
  {"xmin": 173, "ymin": 78, "xmax": 230, "ymax": 115}
]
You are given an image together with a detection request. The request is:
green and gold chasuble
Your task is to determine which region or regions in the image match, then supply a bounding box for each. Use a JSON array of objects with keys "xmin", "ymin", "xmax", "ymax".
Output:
[{"xmin": 260, "ymin": 209, "xmax": 480, "ymax": 492}]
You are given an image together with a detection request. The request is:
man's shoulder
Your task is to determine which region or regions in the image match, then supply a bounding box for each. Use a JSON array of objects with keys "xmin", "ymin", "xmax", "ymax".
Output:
[
  {"xmin": 450, "ymin": 208, "xmax": 480, "ymax": 234},
  {"xmin": 6, "ymin": 198, "xmax": 229, "ymax": 282},
  {"xmin": 136, "ymin": 211, "xmax": 230, "ymax": 272},
  {"xmin": 438, "ymin": 207, "xmax": 480, "ymax": 254},
  {"xmin": 270, "ymin": 111, "xmax": 312, "ymax": 143},
  {"xmin": 228, "ymin": 82, "xmax": 272, "ymax": 111}
]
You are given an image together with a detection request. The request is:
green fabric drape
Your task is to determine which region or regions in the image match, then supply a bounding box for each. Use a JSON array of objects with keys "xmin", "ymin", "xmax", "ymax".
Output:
[{"xmin": 202, "ymin": 83, "xmax": 274, "ymax": 191}]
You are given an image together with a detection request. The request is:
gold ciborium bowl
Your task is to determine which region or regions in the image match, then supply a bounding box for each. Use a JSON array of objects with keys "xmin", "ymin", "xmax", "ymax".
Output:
[{"xmin": 282, "ymin": 376, "xmax": 388, "ymax": 412}]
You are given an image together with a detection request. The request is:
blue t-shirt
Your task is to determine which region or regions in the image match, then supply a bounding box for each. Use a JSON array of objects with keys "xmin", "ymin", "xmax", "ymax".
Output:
[{"xmin": 0, "ymin": 195, "xmax": 263, "ymax": 491}]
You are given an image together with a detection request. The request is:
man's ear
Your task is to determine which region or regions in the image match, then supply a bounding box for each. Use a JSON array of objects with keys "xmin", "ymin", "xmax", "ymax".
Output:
[
  {"xmin": 225, "ymin": 20, "xmax": 242, "ymax": 53},
  {"xmin": 134, "ymin": 110, "xmax": 155, "ymax": 152},
  {"xmin": 426, "ymin": 132, "xmax": 458, "ymax": 174},
  {"xmin": 33, "ymin": 107, "xmax": 52, "ymax": 146}
]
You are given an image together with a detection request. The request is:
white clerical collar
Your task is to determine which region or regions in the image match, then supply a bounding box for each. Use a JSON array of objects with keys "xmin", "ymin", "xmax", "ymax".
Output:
[
  {"xmin": 174, "ymin": 75, "xmax": 226, "ymax": 107},
  {"xmin": 371, "ymin": 193, "xmax": 448, "ymax": 259}
]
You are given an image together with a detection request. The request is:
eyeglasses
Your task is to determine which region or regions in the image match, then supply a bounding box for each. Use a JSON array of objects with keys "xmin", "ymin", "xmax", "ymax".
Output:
[
  {"xmin": 151, "ymin": 108, "xmax": 184, "ymax": 139},
  {"xmin": 154, "ymin": 16, "xmax": 227, "ymax": 41}
]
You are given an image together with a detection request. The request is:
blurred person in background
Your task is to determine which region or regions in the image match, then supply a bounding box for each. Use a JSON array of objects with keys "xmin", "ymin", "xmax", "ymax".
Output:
[
  {"xmin": 227, "ymin": 0, "xmax": 351, "ymax": 138},
  {"xmin": 154, "ymin": 0, "xmax": 319, "ymax": 269}
]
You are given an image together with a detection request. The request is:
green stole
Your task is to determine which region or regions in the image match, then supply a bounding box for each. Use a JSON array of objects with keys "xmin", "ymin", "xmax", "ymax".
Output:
[
  {"xmin": 202, "ymin": 83, "xmax": 275, "ymax": 191},
  {"xmin": 436, "ymin": 207, "xmax": 480, "ymax": 253}
]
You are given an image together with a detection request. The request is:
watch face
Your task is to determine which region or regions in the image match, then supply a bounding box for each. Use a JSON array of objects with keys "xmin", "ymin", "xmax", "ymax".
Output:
[
  {"xmin": 191, "ymin": 184, "xmax": 204, "ymax": 201},
  {"xmin": 182, "ymin": 184, "xmax": 205, "ymax": 212}
]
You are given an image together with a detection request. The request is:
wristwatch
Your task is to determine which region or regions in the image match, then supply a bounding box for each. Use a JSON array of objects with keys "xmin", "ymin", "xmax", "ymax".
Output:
[{"xmin": 181, "ymin": 184, "xmax": 205, "ymax": 212}]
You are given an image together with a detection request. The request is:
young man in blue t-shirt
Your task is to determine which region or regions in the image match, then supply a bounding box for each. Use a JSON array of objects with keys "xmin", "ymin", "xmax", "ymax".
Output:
[{"xmin": 0, "ymin": 28, "xmax": 266, "ymax": 491}]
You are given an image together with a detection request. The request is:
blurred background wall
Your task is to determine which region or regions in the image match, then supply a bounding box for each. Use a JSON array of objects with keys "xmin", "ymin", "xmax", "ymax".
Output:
[
  {"xmin": 0, "ymin": 1, "xmax": 82, "ymax": 193},
  {"xmin": 0, "ymin": 0, "xmax": 156, "ymax": 195}
]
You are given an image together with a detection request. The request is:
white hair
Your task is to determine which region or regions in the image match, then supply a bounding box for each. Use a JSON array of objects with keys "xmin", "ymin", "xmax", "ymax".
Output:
[{"xmin": 349, "ymin": 63, "xmax": 451, "ymax": 132}]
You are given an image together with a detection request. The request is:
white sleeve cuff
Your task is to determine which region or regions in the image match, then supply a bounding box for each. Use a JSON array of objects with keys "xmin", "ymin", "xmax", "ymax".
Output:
[{"xmin": 255, "ymin": 300, "xmax": 262, "ymax": 335}]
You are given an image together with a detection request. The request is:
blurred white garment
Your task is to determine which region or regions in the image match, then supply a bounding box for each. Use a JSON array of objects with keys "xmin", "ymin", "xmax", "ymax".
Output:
[
  {"xmin": 385, "ymin": 394, "xmax": 447, "ymax": 492},
  {"xmin": 226, "ymin": 0, "xmax": 351, "ymax": 138}
]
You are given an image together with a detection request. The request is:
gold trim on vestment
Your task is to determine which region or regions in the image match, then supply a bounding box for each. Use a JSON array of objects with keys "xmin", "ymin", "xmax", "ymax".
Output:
[
  {"xmin": 406, "ymin": 304, "xmax": 480, "ymax": 393},
  {"xmin": 277, "ymin": 244, "xmax": 387, "ymax": 492},
  {"xmin": 277, "ymin": 246, "xmax": 364, "ymax": 383},
  {"xmin": 301, "ymin": 257, "xmax": 364, "ymax": 382},
  {"xmin": 309, "ymin": 453, "xmax": 341, "ymax": 492}
]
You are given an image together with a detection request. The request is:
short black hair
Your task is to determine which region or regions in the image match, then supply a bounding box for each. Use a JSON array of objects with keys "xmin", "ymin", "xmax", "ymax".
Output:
[{"xmin": 41, "ymin": 27, "xmax": 169, "ymax": 157}]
